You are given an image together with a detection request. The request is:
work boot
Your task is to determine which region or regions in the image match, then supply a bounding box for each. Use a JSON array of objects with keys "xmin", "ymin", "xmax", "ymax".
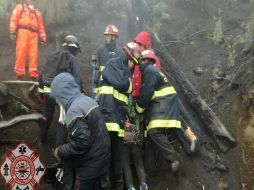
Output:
[
  {"xmin": 139, "ymin": 182, "xmax": 148, "ymax": 190},
  {"xmin": 171, "ymin": 160, "xmax": 179, "ymax": 172}
]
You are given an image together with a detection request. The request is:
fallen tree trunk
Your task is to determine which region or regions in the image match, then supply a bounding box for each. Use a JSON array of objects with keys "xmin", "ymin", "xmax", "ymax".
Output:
[
  {"xmin": 149, "ymin": 30, "xmax": 236, "ymax": 151},
  {"xmin": 126, "ymin": 0, "xmax": 235, "ymax": 151},
  {"xmin": 0, "ymin": 113, "xmax": 45, "ymax": 130}
]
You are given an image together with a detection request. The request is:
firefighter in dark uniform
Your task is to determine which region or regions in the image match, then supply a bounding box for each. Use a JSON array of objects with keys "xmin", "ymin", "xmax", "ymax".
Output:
[
  {"xmin": 97, "ymin": 42, "xmax": 141, "ymax": 190},
  {"xmin": 96, "ymin": 24, "xmax": 123, "ymax": 69},
  {"xmin": 38, "ymin": 35, "xmax": 82, "ymax": 146},
  {"xmin": 136, "ymin": 50, "xmax": 181, "ymax": 174},
  {"xmin": 94, "ymin": 25, "xmax": 124, "ymax": 97}
]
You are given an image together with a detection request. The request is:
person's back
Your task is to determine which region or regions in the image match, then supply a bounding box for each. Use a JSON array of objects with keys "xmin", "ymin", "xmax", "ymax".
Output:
[
  {"xmin": 39, "ymin": 35, "xmax": 82, "ymax": 90},
  {"xmin": 136, "ymin": 50, "xmax": 180, "ymax": 123},
  {"xmin": 38, "ymin": 35, "xmax": 82, "ymax": 145},
  {"xmin": 98, "ymin": 54, "xmax": 132, "ymax": 125},
  {"xmin": 51, "ymin": 72, "xmax": 111, "ymax": 189},
  {"xmin": 136, "ymin": 50, "xmax": 181, "ymax": 173},
  {"xmin": 63, "ymin": 94, "xmax": 111, "ymax": 178},
  {"xmin": 97, "ymin": 42, "xmax": 141, "ymax": 190},
  {"xmin": 40, "ymin": 48, "xmax": 81, "ymax": 86}
]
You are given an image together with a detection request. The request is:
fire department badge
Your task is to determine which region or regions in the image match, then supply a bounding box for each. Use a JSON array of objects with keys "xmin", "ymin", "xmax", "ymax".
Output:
[{"xmin": 1, "ymin": 143, "xmax": 45, "ymax": 190}]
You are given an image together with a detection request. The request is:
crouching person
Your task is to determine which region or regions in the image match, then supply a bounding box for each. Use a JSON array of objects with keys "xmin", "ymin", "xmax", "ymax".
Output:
[
  {"xmin": 50, "ymin": 72, "xmax": 111, "ymax": 190},
  {"xmin": 135, "ymin": 50, "xmax": 182, "ymax": 174}
]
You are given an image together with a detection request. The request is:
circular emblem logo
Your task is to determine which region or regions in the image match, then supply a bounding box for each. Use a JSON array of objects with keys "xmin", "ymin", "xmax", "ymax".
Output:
[{"xmin": 1, "ymin": 143, "xmax": 45, "ymax": 190}]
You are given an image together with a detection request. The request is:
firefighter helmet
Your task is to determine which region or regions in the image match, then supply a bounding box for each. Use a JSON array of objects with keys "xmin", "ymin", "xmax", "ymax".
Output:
[
  {"xmin": 62, "ymin": 35, "xmax": 81, "ymax": 52},
  {"xmin": 104, "ymin": 25, "xmax": 119, "ymax": 37},
  {"xmin": 123, "ymin": 42, "xmax": 141, "ymax": 65},
  {"xmin": 141, "ymin": 49, "xmax": 156, "ymax": 62}
]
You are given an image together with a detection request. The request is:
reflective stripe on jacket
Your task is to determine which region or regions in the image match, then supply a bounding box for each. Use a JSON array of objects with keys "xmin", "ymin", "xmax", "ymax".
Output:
[
  {"xmin": 136, "ymin": 61, "xmax": 181, "ymax": 132},
  {"xmin": 98, "ymin": 54, "xmax": 132, "ymax": 137},
  {"xmin": 38, "ymin": 86, "xmax": 51, "ymax": 93},
  {"xmin": 94, "ymin": 40, "xmax": 124, "ymax": 93},
  {"xmin": 96, "ymin": 86, "xmax": 128, "ymax": 104},
  {"xmin": 105, "ymin": 122, "xmax": 125, "ymax": 137}
]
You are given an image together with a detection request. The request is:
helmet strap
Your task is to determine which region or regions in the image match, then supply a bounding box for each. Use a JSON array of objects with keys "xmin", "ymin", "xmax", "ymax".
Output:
[
  {"xmin": 124, "ymin": 46, "xmax": 139, "ymax": 65},
  {"xmin": 132, "ymin": 57, "xmax": 139, "ymax": 65}
]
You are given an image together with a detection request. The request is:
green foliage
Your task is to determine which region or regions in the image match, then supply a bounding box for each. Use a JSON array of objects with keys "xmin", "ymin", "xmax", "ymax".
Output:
[
  {"xmin": 241, "ymin": 14, "xmax": 254, "ymax": 54},
  {"xmin": 211, "ymin": 17, "xmax": 224, "ymax": 44},
  {"xmin": 152, "ymin": 1, "xmax": 171, "ymax": 33},
  {"xmin": 153, "ymin": 2, "xmax": 169, "ymax": 19},
  {"xmin": 225, "ymin": 37, "xmax": 238, "ymax": 67},
  {"xmin": 241, "ymin": 31, "xmax": 254, "ymax": 53}
]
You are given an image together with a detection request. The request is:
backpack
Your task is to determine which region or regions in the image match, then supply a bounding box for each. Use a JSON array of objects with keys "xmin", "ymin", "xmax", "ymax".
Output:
[{"xmin": 40, "ymin": 49, "xmax": 73, "ymax": 87}]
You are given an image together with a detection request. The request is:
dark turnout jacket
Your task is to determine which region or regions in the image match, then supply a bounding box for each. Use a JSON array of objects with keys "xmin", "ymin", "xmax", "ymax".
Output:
[
  {"xmin": 95, "ymin": 40, "xmax": 124, "ymax": 91},
  {"xmin": 39, "ymin": 48, "xmax": 82, "ymax": 91},
  {"xmin": 50, "ymin": 73, "xmax": 110, "ymax": 179},
  {"xmin": 136, "ymin": 61, "xmax": 182, "ymax": 132},
  {"xmin": 96, "ymin": 40, "xmax": 123, "ymax": 67},
  {"xmin": 97, "ymin": 54, "xmax": 132, "ymax": 137}
]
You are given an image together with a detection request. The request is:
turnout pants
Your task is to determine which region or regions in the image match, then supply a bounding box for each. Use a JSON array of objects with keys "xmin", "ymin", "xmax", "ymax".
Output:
[{"xmin": 144, "ymin": 128, "xmax": 176, "ymax": 173}]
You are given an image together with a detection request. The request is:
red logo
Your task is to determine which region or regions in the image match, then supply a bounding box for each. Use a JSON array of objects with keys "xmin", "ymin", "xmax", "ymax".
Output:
[{"xmin": 1, "ymin": 143, "xmax": 45, "ymax": 190}]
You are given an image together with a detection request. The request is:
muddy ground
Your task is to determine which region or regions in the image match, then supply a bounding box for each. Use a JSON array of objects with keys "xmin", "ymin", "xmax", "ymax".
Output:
[{"xmin": 0, "ymin": 0, "xmax": 254, "ymax": 190}]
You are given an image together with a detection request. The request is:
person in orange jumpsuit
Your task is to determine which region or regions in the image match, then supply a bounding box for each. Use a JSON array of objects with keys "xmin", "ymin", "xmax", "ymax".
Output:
[{"xmin": 9, "ymin": 0, "xmax": 46, "ymax": 80}]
